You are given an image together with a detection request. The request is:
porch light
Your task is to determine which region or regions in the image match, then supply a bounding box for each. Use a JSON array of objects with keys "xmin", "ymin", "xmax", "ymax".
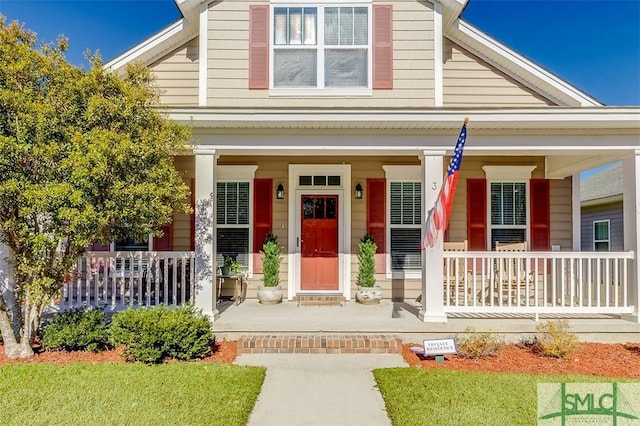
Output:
[
  {"xmin": 276, "ymin": 183, "xmax": 285, "ymax": 200},
  {"xmin": 354, "ymin": 183, "xmax": 363, "ymax": 200}
]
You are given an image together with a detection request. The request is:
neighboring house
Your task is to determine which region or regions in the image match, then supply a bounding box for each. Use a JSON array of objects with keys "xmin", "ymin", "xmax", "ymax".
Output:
[
  {"xmin": 581, "ymin": 162, "xmax": 624, "ymax": 252},
  {"xmin": 8, "ymin": 0, "xmax": 638, "ymax": 322}
]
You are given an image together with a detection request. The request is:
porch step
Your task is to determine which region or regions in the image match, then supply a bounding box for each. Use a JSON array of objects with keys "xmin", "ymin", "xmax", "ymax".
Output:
[
  {"xmin": 236, "ymin": 334, "xmax": 402, "ymax": 354},
  {"xmin": 294, "ymin": 295, "xmax": 345, "ymax": 307}
]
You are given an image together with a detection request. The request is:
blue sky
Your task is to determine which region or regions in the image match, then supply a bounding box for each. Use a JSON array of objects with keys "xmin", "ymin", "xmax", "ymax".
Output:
[{"xmin": 0, "ymin": 0, "xmax": 638, "ymax": 106}]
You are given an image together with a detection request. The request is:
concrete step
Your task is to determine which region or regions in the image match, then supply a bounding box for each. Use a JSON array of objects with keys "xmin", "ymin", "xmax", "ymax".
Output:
[{"xmin": 237, "ymin": 334, "xmax": 402, "ymax": 354}]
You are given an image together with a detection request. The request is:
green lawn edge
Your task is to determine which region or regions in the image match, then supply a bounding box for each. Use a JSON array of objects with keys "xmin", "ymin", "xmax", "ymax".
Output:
[
  {"xmin": 374, "ymin": 367, "xmax": 638, "ymax": 426},
  {"xmin": 0, "ymin": 363, "xmax": 266, "ymax": 426}
]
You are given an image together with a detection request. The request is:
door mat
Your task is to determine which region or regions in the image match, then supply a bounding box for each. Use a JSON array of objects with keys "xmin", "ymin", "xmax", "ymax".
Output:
[{"xmin": 295, "ymin": 295, "xmax": 344, "ymax": 307}]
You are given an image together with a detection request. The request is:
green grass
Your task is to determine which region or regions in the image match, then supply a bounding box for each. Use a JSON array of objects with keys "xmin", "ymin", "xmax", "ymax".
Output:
[
  {"xmin": 374, "ymin": 368, "xmax": 635, "ymax": 426},
  {"xmin": 0, "ymin": 362, "xmax": 265, "ymax": 426}
]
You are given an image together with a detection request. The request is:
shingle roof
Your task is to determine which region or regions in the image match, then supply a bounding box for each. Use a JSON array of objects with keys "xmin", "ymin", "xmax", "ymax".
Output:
[{"xmin": 580, "ymin": 162, "xmax": 623, "ymax": 202}]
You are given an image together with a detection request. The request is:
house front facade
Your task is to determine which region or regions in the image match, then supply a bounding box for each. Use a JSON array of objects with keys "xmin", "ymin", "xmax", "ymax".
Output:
[{"xmin": 18, "ymin": 0, "xmax": 640, "ymax": 322}]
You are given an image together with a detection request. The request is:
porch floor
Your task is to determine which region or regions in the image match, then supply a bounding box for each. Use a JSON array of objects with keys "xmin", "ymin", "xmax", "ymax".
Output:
[{"xmin": 212, "ymin": 299, "xmax": 640, "ymax": 344}]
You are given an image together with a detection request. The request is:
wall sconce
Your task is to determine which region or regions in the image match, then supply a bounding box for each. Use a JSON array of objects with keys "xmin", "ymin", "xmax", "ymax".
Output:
[
  {"xmin": 276, "ymin": 183, "xmax": 285, "ymax": 200},
  {"xmin": 354, "ymin": 183, "xmax": 363, "ymax": 200}
]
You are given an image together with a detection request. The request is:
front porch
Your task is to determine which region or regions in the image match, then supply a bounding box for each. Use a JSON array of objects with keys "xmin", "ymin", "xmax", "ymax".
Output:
[
  {"xmin": 57, "ymin": 249, "xmax": 638, "ymax": 327},
  {"xmin": 211, "ymin": 298, "xmax": 640, "ymax": 344}
]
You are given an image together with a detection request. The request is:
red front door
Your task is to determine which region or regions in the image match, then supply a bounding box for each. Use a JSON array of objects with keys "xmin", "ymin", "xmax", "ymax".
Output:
[{"xmin": 301, "ymin": 195, "xmax": 339, "ymax": 291}]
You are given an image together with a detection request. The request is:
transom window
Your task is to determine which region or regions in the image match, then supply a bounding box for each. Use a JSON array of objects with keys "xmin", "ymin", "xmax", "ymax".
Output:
[
  {"xmin": 299, "ymin": 175, "xmax": 341, "ymax": 186},
  {"xmin": 593, "ymin": 220, "xmax": 610, "ymax": 252},
  {"xmin": 217, "ymin": 182, "xmax": 250, "ymax": 270},
  {"xmin": 389, "ymin": 182, "xmax": 422, "ymax": 271},
  {"xmin": 273, "ymin": 5, "xmax": 369, "ymax": 89},
  {"xmin": 490, "ymin": 182, "xmax": 527, "ymax": 249}
]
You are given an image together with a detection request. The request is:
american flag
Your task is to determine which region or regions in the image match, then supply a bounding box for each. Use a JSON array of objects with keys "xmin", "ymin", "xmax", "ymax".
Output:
[{"xmin": 423, "ymin": 119, "xmax": 468, "ymax": 248}]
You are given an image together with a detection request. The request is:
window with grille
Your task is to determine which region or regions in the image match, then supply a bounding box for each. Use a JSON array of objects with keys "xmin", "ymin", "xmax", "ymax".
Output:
[
  {"xmin": 389, "ymin": 182, "xmax": 422, "ymax": 271},
  {"xmin": 217, "ymin": 182, "xmax": 250, "ymax": 269},
  {"xmin": 273, "ymin": 6, "xmax": 369, "ymax": 88},
  {"xmin": 490, "ymin": 182, "xmax": 527, "ymax": 249},
  {"xmin": 593, "ymin": 220, "xmax": 610, "ymax": 252}
]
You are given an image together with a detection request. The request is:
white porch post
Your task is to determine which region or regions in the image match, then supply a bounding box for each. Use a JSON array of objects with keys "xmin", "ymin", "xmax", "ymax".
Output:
[
  {"xmin": 572, "ymin": 173, "xmax": 581, "ymax": 251},
  {"xmin": 194, "ymin": 147, "xmax": 219, "ymax": 320},
  {"xmin": 418, "ymin": 150, "xmax": 447, "ymax": 322},
  {"xmin": 623, "ymin": 150, "xmax": 640, "ymax": 322}
]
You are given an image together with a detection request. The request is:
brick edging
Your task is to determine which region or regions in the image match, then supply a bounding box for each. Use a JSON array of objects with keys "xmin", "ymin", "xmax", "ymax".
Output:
[{"xmin": 237, "ymin": 334, "xmax": 402, "ymax": 354}]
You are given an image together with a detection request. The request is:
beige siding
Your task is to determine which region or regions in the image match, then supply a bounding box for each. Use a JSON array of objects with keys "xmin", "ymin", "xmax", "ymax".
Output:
[
  {"xmin": 171, "ymin": 156, "xmax": 195, "ymax": 251},
  {"xmin": 443, "ymin": 39, "xmax": 556, "ymax": 107},
  {"xmin": 206, "ymin": 0, "xmax": 436, "ymax": 108},
  {"xmin": 149, "ymin": 38, "xmax": 199, "ymax": 106},
  {"xmin": 550, "ymin": 177, "xmax": 573, "ymax": 251}
]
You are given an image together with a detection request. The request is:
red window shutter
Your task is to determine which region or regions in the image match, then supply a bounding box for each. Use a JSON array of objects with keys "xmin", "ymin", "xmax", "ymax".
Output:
[
  {"xmin": 467, "ymin": 179, "xmax": 487, "ymax": 251},
  {"xmin": 253, "ymin": 178, "xmax": 273, "ymax": 273},
  {"xmin": 249, "ymin": 5, "xmax": 269, "ymax": 89},
  {"xmin": 373, "ymin": 5, "xmax": 393, "ymax": 89},
  {"xmin": 190, "ymin": 178, "xmax": 195, "ymax": 251},
  {"xmin": 530, "ymin": 179, "xmax": 550, "ymax": 251},
  {"xmin": 367, "ymin": 178, "xmax": 386, "ymax": 273},
  {"xmin": 153, "ymin": 222, "xmax": 173, "ymax": 251}
]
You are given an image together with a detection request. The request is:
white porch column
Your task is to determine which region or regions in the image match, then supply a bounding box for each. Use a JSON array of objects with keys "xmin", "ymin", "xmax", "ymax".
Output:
[
  {"xmin": 623, "ymin": 150, "xmax": 640, "ymax": 322},
  {"xmin": 418, "ymin": 150, "xmax": 447, "ymax": 323},
  {"xmin": 572, "ymin": 173, "xmax": 581, "ymax": 251},
  {"xmin": 194, "ymin": 147, "xmax": 219, "ymax": 321}
]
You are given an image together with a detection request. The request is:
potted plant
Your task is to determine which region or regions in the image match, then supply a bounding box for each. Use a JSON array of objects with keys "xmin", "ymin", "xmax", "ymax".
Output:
[
  {"xmin": 257, "ymin": 233, "xmax": 283, "ymax": 304},
  {"xmin": 355, "ymin": 233, "xmax": 382, "ymax": 304},
  {"xmin": 221, "ymin": 256, "xmax": 233, "ymax": 276}
]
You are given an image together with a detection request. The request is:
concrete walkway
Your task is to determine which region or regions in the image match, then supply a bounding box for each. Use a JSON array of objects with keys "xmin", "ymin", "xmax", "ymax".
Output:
[{"xmin": 235, "ymin": 353, "xmax": 407, "ymax": 426}]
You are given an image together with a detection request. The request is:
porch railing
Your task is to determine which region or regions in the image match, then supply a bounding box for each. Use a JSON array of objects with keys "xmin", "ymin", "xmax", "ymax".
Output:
[
  {"xmin": 60, "ymin": 251, "xmax": 196, "ymax": 310},
  {"xmin": 443, "ymin": 251, "xmax": 636, "ymax": 315}
]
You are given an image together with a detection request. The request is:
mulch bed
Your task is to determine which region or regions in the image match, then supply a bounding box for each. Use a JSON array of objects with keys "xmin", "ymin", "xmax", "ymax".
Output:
[
  {"xmin": 2, "ymin": 340, "xmax": 639, "ymax": 379},
  {"xmin": 401, "ymin": 342, "xmax": 640, "ymax": 379},
  {"xmin": 0, "ymin": 340, "xmax": 237, "ymax": 365}
]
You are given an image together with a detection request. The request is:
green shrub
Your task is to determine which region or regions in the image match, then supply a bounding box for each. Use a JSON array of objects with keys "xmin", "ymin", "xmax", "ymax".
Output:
[
  {"xmin": 261, "ymin": 233, "xmax": 282, "ymax": 287},
  {"xmin": 40, "ymin": 308, "xmax": 109, "ymax": 352},
  {"xmin": 109, "ymin": 305, "xmax": 213, "ymax": 363},
  {"xmin": 357, "ymin": 233, "xmax": 377, "ymax": 288},
  {"xmin": 532, "ymin": 319, "xmax": 579, "ymax": 358},
  {"xmin": 455, "ymin": 327, "xmax": 503, "ymax": 359}
]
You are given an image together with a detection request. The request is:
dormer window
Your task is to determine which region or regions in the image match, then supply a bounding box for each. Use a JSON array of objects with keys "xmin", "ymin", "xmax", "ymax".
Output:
[{"xmin": 272, "ymin": 5, "xmax": 370, "ymax": 89}]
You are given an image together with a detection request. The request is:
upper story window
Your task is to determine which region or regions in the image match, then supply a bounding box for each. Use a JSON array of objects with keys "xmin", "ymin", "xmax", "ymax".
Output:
[{"xmin": 272, "ymin": 5, "xmax": 370, "ymax": 89}]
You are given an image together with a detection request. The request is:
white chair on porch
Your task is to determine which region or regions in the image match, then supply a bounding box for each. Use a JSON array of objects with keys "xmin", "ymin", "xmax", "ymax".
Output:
[{"xmin": 495, "ymin": 241, "xmax": 535, "ymax": 304}]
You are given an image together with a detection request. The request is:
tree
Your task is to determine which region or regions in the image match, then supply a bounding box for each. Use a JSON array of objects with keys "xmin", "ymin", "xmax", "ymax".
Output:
[{"xmin": 0, "ymin": 17, "xmax": 191, "ymax": 359}]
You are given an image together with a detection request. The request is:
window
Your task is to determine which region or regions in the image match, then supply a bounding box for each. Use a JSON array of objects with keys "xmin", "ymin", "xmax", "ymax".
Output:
[
  {"xmin": 217, "ymin": 182, "xmax": 250, "ymax": 269},
  {"xmin": 273, "ymin": 5, "xmax": 369, "ymax": 89},
  {"xmin": 389, "ymin": 182, "xmax": 421, "ymax": 271},
  {"xmin": 115, "ymin": 238, "xmax": 149, "ymax": 252},
  {"xmin": 593, "ymin": 220, "xmax": 610, "ymax": 251},
  {"xmin": 490, "ymin": 182, "xmax": 526, "ymax": 249}
]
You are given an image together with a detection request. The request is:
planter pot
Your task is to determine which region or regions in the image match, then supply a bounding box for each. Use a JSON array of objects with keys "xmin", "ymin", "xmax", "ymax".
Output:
[
  {"xmin": 257, "ymin": 285, "xmax": 283, "ymax": 305},
  {"xmin": 355, "ymin": 286, "xmax": 382, "ymax": 305}
]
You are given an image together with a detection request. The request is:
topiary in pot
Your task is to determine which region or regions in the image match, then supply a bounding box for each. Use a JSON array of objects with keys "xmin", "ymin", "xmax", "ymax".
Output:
[
  {"xmin": 355, "ymin": 233, "xmax": 382, "ymax": 304},
  {"xmin": 258, "ymin": 233, "xmax": 283, "ymax": 304}
]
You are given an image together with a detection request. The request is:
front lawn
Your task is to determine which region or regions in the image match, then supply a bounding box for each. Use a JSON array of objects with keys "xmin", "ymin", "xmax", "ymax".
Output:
[
  {"xmin": 374, "ymin": 368, "xmax": 634, "ymax": 426},
  {"xmin": 0, "ymin": 363, "xmax": 265, "ymax": 426}
]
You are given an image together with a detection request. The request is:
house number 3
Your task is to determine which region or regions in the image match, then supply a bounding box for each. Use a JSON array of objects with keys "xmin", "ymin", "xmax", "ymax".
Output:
[{"xmin": 432, "ymin": 182, "xmax": 437, "ymax": 190}]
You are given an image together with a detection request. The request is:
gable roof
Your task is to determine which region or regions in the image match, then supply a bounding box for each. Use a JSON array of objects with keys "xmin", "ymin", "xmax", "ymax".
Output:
[
  {"xmin": 580, "ymin": 162, "xmax": 623, "ymax": 205},
  {"xmin": 105, "ymin": 0, "xmax": 601, "ymax": 107}
]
